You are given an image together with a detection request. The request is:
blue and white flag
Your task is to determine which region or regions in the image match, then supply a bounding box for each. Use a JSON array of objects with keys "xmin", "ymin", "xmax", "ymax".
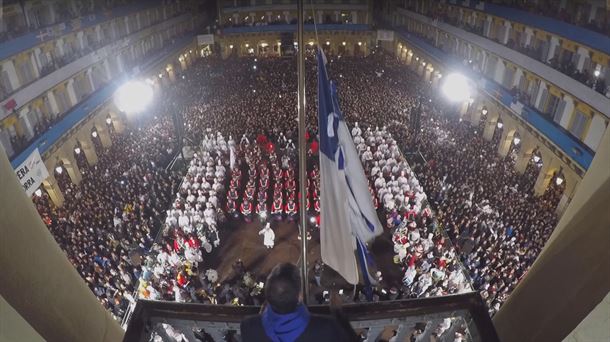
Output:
[{"xmin": 317, "ymin": 48, "xmax": 383, "ymax": 286}]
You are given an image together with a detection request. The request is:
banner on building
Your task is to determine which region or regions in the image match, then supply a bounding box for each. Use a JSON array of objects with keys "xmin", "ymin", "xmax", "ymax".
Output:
[
  {"xmin": 376, "ymin": 30, "xmax": 395, "ymax": 42},
  {"xmin": 197, "ymin": 34, "xmax": 215, "ymax": 45},
  {"xmin": 14, "ymin": 148, "xmax": 49, "ymax": 196}
]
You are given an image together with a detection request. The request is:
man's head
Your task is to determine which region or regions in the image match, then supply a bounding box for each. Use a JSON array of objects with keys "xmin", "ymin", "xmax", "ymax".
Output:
[{"xmin": 264, "ymin": 263, "xmax": 301, "ymax": 314}]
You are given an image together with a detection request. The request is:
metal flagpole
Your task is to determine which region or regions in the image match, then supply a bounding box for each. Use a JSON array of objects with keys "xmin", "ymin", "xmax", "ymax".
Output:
[{"xmin": 296, "ymin": 0, "xmax": 309, "ymax": 303}]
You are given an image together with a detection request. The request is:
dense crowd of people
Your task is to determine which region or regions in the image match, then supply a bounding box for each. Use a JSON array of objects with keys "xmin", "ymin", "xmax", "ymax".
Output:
[{"xmin": 30, "ymin": 46, "xmax": 566, "ymax": 329}]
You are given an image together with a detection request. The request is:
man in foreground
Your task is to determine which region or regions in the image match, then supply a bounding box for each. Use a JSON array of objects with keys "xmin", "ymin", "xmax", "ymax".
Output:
[{"xmin": 240, "ymin": 263, "xmax": 356, "ymax": 341}]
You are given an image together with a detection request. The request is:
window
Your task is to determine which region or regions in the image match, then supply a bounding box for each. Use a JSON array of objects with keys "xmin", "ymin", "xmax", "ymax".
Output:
[
  {"xmin": 569, "ymin": 111, "xmax": 588, "ymax": 138},
  {"xmin": 0, "ymin": 69, "xmax": 13, "ymax": 96},
  {"xmin": 553, "ymin": 100, "xmax": 567, "ymax": 124},
  {"xmin": 502, "ymin": 67, "xmax": 514, "ymax": 88},
  {"xmin": 544, "ymin": 94, "xmax": 559, "ymax": 116}
]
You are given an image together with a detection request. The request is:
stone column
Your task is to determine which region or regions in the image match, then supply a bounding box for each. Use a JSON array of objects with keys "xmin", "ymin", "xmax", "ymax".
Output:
[
  {"xmin": 555, "ymin": 171, "xmax": 578, "ymax": 215},
  {"xmin": 1, "ymin": 60, "xmax": 21, "ymax": 90},
  {"xmin": 574, "ymin": 46, "xmax": 589, "ymax": 72},
  {"xmin": 482, "ymin": 112, "xmax": 499, "ymax": 141},
  {"xmin": 63, "ymin": 153, "xmax": 82, "ymax": 185},
  {"xmin": 96, "ymin": 124, "xmax": 112, "ymax": 148},
  {"xmin": 514, "ymin": 138, "xmax": 535, "ymax": 174},
  {"xmin": 533, "ymin": 156, "xmax": 561, "ymax": 196},
  {"xmin": 42, "ymin": 170, "xmax": 64, "ymax": 207},
  {"xmin": 493, "ymin": 128, "xmax": 610, "ymax": 342},
  {"xmin": 546, "ymin": 36, "xmax": 560, "ymax": 62},
  {"xmin": 497, "ymin": 128, "xmax": 513, "ymax": 158},
  {"xmin": 29, "ymin": 52, "xmax": 40, "ymax": 79},
  {"xmin": 86, "ymin": 69, "xmax": 96, "ymax": 92},
  {"xmin": 46, "ymin": 91, "xmax": 60, "ymax": 116},
  {"xmin": 0, "ymin": 149, "xmax": 124, "ymax": 342},
  {"xmin": 78, "ymin": 132, "xmax": 98, "ymax": 166},
  {"xmin": 66, "ymin": 79, "xmax": 79, "ymax": 106}
]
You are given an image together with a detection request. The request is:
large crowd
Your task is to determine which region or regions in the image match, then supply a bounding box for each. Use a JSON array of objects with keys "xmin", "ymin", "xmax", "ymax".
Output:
[{"xmin": 30, "ymin": 47, "xmax": 565, "ymax": 325}]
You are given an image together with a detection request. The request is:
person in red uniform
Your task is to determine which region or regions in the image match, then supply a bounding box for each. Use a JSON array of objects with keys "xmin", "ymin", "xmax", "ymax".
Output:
[
  {"xmin": 241, "ymin": 199, "xmax": 253, "ymax": 222},
  {"xmin": 245, "ymin": 182, "xmax": 255, "ymax": 201},
  {"xmin": 228, "ymin": 187, "xmax": 239, "ymax": 201},
  {"xmin": 256, "ymin": 201, "xmax": 268, "ymax": 216},
  {"xmin": 272, "ymin": 197, "xmax": 283, "ymax": 220},
  {"xmin": 285, "ymin": 198, "xmax": 297, "ymax": 220},
  {"xmin": 259, "ymin": 176, "xmax": 269, "ymax": 190}
]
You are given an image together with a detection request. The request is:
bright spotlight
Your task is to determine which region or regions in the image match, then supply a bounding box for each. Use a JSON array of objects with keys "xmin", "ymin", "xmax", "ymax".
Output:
[
  {"xmin": 55, "ymin": 166, "xmax": 63, "ymax": 174},
  {"xmin": 358, "ymin": 41, "xmax": 362, "ymax": 46},
  {"xmin": 342, "ymin": 41, "xmax": 346, "ymax": 46},
  {"xmin": 106, "ymin": 117, "xmax": 112, "ymax": 125},
  {"xmin": 593, "ymin": 69, "xmax": 601, "ymax": 78},
  {"xmin": 441, "ymin": 73, "xmax": 472, "ymax": 102},
  {"xmin": 34, "ymin": 189, "xmax": 42, "ymax": 197},
  {"xmin": 114, "ymin": 80, "xmax": 154, "ymax": 114},
  {"xmin": 533, "ymin": 155, "xmax": 541, "ymax": 163},
  {"xmin": 513, "ymin": 137, "xmax": 521, "ymax": 145},
  {"xmin": 74, "ymin": 147, "xmax": 81, "ymax": 154},
  {"xmin": 497, "ymin": 122, "xmax": 503, "ymax": 129},
  {"xmin": 91, "ymin": 131, "xmax": 98, "ymax": 138},
  {"xmin": 555, "ymin": 176, "xmax": 564, "ymax": 186},
  {"xmin": 326, "ymin": 41, "xmax": 330, "ymax": 45},
  {"xmin": 253, "ymin": 65, "xmax": 257, "ymax": 70},
  {"xmin": 482, "ymin": 108, "xmax": 488, "ymax": 115},
  {"xmin": 309, "ymin": 216, "xmax": 316, "ymax": 224}
]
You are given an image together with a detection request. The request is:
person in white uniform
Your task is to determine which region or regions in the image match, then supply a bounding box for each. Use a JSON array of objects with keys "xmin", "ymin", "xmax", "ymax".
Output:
[{"xmin": 258, "ymin": 222, "xmax": 276, "ymax": 249}]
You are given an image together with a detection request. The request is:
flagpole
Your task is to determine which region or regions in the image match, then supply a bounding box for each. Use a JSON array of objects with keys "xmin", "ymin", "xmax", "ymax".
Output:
[{"xmin": 296, "ymin": 0, "xmax": 309, "ymax": 303}]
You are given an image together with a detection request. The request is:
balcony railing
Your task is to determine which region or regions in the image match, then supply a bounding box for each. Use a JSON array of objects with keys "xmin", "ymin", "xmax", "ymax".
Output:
[{"xmin": 124, "ymin": 292, "xmax": 499, "ymax": 341}]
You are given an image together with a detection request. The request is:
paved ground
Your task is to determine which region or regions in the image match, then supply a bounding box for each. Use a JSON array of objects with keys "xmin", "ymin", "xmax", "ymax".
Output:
[{"xmin": 204, "ymin": 214, "xmax": 405, "ymax": 302}]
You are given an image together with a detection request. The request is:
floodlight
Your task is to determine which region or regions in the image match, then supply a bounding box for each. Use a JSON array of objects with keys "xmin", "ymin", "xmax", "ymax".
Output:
[
  {"xmin": 114, "ymin": 80, "xmax": 154, "ymax": 114},
  {"xmin": 441, "ymin": 73, "xmax": 472, "ymax": 102}
]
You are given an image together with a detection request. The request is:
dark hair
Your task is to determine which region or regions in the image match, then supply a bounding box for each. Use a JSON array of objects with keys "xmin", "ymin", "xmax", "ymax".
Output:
[{"xmin": 264, "ymin": 263, "xmax": 301, "ymax": 314}]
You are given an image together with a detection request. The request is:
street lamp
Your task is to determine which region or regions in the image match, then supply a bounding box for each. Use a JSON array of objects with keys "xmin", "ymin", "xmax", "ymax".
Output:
[
  {"xmin": 555, "ymin": 176, "xmax": 564, "ymax": 186},
  {"xmin": 441, "ymin": 72, "xmax": 472, "ymax": 102},
  {"xmin": 114, "ymin": 80, "xmax": 154, "ymax": 114}
]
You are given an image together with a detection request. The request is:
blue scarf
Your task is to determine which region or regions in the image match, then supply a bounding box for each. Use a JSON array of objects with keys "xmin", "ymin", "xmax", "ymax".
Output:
[{"xmin": 261, "ymin": 303, "xmax": 311, "ymax": 342}]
